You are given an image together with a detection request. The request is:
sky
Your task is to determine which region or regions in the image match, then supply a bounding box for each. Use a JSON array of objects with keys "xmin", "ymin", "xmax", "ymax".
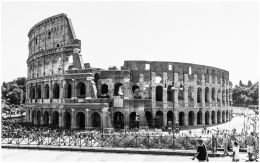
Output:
[{"xmin": 1, "ymin": 0, "xmax": 259, "ymax": 86}]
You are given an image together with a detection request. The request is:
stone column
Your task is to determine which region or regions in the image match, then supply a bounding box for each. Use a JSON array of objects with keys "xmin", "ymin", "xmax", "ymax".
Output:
[
  {"xmin": 174, "ymin": 73, "xmax": 179, "ymax": 107},
  {"xmin": 184, "ymin": 74, "xmax": 189, "ymax": 107},
  {"xmin": 175, "ymin": 111, "xmax": 178, "ymax": 125},
  {"xmin": 85, "ymin": 80, "xmax": 90, "ymax": 99},
  {"xmin": 208, "ymin": 111, "xmax": 212, "ymax": 125},
  {"xmin": 40, "ymin": 110, "xmax": 44, "ymax": 125},
  {"xmin": 85, "ymin": 109, "xmax": 91, "ymax": 130},
  {"xmin": 184, "ymin": 111, "xmax": 189, "ymax": 126},
  {"xmin": 41, "ymin": 82, "xmax": 44, "ymax": 103},
  {"xmin": 219, "ymin": 110, "xmax": 222, "ymax": 123},
  {"xmin": 139, "ymin": 74, "xmax": 144, "ymax": 98},
  {"xmin": 193, "ymin": 111, "xmax": 197, "ymax": 126},
  {"xmin": 71, "ymin": 109, "xmax": 76, "ymax": 129},
  {"xmin": 102, "ymin": 107, "xmax": 107, "ymax": 128},
  {"xmin": 59, "ymin": 108, "xmax": 63, "ymax": 128},
  {"xmin": 34, "ymin": 109, "xmax": 37, "ymax": 125},
  {"xmin": 124, "ymin": 108, "xmax": 130, "ymax": 130},
  {"xmin": 151, "ymin": 72, "xmax": 156, "ymax": 126},
  {"xmin": 201, "ymin": 74, "xmax": 205, "ymax": 108},
  {"xmin": 138, "ymin": 105, "xmax": 148, "ymax": 129},
  {"xmin": 59, "ymin": 79, "xmax": 64, "ymax": 103},
  {"xmin": 71, "ymin": 79, "xmax": 76, "ymax": 100},
  {"xmin": 123, "ymin": 77, "xmax": 130, "ymax": 99},
  {"xmin": 202, "ymin": 110, "xmax": 205, "ymax": 126},
  {"xmin": 163, "ymin": 72, "xmax": 168, "ymax": 127},
  {"xmin": 49, "ymin": 80, "xmax": 53, "ymax": 102}
]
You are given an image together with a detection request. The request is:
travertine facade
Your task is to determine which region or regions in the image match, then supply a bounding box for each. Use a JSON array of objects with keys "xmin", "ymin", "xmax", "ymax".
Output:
[{"xmin": 26, "ymin": 13, "xmax": 233, "ymax": 130}]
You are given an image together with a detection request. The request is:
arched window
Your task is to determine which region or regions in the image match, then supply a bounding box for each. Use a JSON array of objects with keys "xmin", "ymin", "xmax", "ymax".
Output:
[
  {"xmin": 101, "ymin": 84, "xmax": 109, "ymax": 98},
  {"xmin": 53, "ymin": 83, "xmax": 60, "ymax": 99},
  {"xmin": 37, "ymin": 84, "xmax": 41, "ymax": 99},
  {"xmin": 167, "ymin": 85, "xmax": 173, "ymax": 101},
  {"xmin": 31, "ymin": 85, "xmax": 35, "ymax": 99},
  {"xmin": 76, "ymin": 82, "xmax": 86, "ymax": 98},
  {"xmin": 197, "ymin": 87, "xmax": 202, "ymax": 103},
  {"xmin": 156, "ymin": 86, "xmax": 163, "ymax": 101},
  {"xmin": 44, "ymin": 84, "xmax": 49, "ymax": 99},
  {"xmin": 132, "ymin": 85, "xmax": 141, "ymax": 99},
  {"xmin": 211, "ymin": 88, "xmax": 215, "ymax": 101},
  {"xmin": 205, "ymin": 87, "xmax": 209, "ymax": 102},
  {"xmin": 64, "ymin": 82, "xmax": 72, "ymax": 98},
  {"xmin": 188, "ymin": 86, "xmax": 193, "ymax": 101},
  {"xmin": 114, "ymin": 83, "xmax": 124, "ymax": 96},
  {"xmin": 217, "ymin": 89, "xmax": 221, "ymax": 102},
  {"xmin": 178, "ymin": 89, "xmax": 184, "ymax": 101}
]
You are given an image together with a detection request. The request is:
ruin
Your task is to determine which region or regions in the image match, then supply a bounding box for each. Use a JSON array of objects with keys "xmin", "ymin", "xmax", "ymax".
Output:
[{"xmin": 25, "ymin": 13, "xmax": 233, "ymax": 130}]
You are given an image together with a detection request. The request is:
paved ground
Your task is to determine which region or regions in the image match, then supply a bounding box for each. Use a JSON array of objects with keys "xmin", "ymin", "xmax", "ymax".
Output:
[{"xmin": 1, "ymin": 148, "xmax": 249, "ymax": 162}]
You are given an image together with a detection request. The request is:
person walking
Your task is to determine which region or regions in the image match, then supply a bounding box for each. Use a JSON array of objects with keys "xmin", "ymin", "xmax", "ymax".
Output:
[
  {"xmin": 211, "ymin": 134, "xmax": 218, "ymax": 156},
  {"xmin": 222, "ymin": 133, "xmax": 230, "ymax": 156},
  {"xmin": 246, "ymin": 132, "xmax": 256, "ymax": 161},
  {"xmin": 232, "ymin": 141, "xmax": 240, "ymax": 162},
  {"xmin": 192, "ymin": 139, "xmax": 209, "ymax": 162}
]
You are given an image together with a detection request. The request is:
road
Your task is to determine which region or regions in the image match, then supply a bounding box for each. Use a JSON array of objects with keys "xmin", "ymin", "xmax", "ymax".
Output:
[{"xmin": 2, "ymin": 148, "xmax": 249, "ymax": 162}]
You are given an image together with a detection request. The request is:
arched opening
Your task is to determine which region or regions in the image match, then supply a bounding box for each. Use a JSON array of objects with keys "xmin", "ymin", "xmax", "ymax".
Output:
[
  {"xmin": 197, "ymin": 110, "xmax": 202, "ymax": 125},
  {"xmin": 30, "ymin": 86, "xmax": 35, "ymax": 99},
  {"xmin": 188, "ymin": 111, "xmax": 194, "ymax": 126},
  {"xmin": 44, "ymin": 84, "xmax": 49, "ymax": 99},
  {"xmin": 178, "ymin": 89, "xmax": 184, "ymax": 101},
  {"xmin": 92, "ymin": 112, "xmax": 101, "ymax": 128},
  {"xmin": 222, "ymin": 90, "xmax": 225, "ymax": 104},
  {"xmin": 226, "ymin": 90, "xmax": 229, "ymax": 104},
  {"xmin": 53, "ymin": 83, "xmax": 60, "ymax": 99},
  {"xmin": 179, "ymin": 112, "xmax": 185, "ymax": 126},
  {"xmin": 156, "ymin": 86, "xmax": 163, "ymax": 101},
  {"xmin": 101, "ymin": 84, "xmax": 109, "ymax": 98},
  {"xmin": 167, "ymin": 111, "xmax": 174, "ymax": 127},
  {"xmin": 197, "ymin": 87, "xmax": 202, "ymax": 103},
  {"xmin": 76, "ymin": 112, "xmax": 85, "ymax": 129},
  {"xmin": 188, "ymin": 86, "xmax": 194, "ymax": 101},
  {"xmin": 205, "ymin": 111, "xmax": 210, "ymax": 125},
  {"xmin": 37, "ymin": 85, "xmax": 41, "ymax": 99},
  {"xmin": 63, "ymin": 111, "xmax": 71, "ymax": 129},
  {"xmin": 211, "ymin": 88, "xmax": 215, "ymax": 101},
  {"xmin": 226, "ymin": 110, "xmax": 228, "ymax": 121},
  {"xmin": 52, "ymin": 111, "xmax": 59, "ymax": 127},
  {"xmin": 217, "ymin": 111, "xmax": 221, "ymax": 123},
  {"xmin": 43, "ymin": 111, "xmax": 49, "ymax": 125},
  {"xmin": 132, "ymin": 85, "xmax": 141, "ymax": 99},
  {"xmin": 205, "ymin": 87, "xmax": 210, "ymax": 103},
  {"xmin": 145, "ymin": 111, "xmax": 153, "ymax": 128},
  {"xmin": 155, "ymin": 111, "xmax": 164, "ymax": 128},
  {"xmin": 211, "ymin": 111, "xmax": 216, "ymax": 124},
  {"xmin": 64, "ymin": 82, "xmax": 72, "ymax": 98},
  {"xmin": 222, "ymin": 111, "xmax": 225, "ymax": 123},
  {"xmin": 167, "ymin": 85, "xmax": 173, "ymax": 101},
  {"xmin": 94, "ymin": 73, "xmax": 100, "ymax": 86},
  {"xmin": 129, "ymin": 112, "xmax": 139, "ymax": 129},
  {"xmin": 114, "ymin": 112, "xmax": 124, "ymax": 129},
  {"xmin": 114, "ymin": 83, "xmax": 124, "ymax": 96},
  {"xmin": 36, "ymin": 111, "xmax": 41, "ymax": 125},
  {"xmin": 76, "ymin": 82, "xmax": 86, "ymax": 98}
]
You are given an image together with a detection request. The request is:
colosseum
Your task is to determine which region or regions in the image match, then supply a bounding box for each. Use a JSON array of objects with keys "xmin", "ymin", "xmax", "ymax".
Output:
[{"xmin": 25, "ymin": 13, "xmax": 233, "ymax": 130}]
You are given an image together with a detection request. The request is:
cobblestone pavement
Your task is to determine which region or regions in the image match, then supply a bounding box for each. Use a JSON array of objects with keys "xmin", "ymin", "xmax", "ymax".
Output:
[{"xmin": 2, "ymin": 148, "xmax": 250, "ymax": 162}]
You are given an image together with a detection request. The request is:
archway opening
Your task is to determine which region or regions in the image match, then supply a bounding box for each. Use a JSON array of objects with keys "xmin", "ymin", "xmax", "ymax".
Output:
[
  {"xmin": 92, "ymin": 112, "xmax": 101, "ymax": 128},
  {"xmin": 114, "ymin": 112, "xmax": 124, "ymax": 129},
  {"xmin": 211, "ymin": 111, "xmax": 216, "ymax": 124},
  {"xmin": 179, "ymin": 112, "xmax": 185, "ymax": 126},
  {"xmin": 188, "ymin": 86, "xmax": 194, "ymax": 101},
  {"xmin": 188, "ymin": 111, "xmax": 194, "ymax": 126},
  {"xmin": 37, "ymin": 85, "xmax": 41, "ymax": 99},
  {"xmin": 155, "ymin": 111, "xmax": 164, "ymax": 129},
  {"xmin": 211, "ymin": 88, "xmax": 215, "ymax": 101},
  {"xmin": 167, "ymin": 85, "xmax": 173, "ymax": 101},
  {"xmin": 63, "ymin": 111, "xmax": 71, "ymax": 129},
  {"xmin": 114, "ymin": 83, "xmax": 124, "ymax": 96},
  {"xmin": 132, "ymin": 85, "xmax": 141, "ymax": 99},
  {"xmin": 129, "ymin": 112, "xmax": 139, "ymax": 129},
  {"xmin": 205, "ymin": 87, "xmax": 210, "ymax": 103},
  {"xmin": 64, "ymin": 83, "xmax": 72, "ymax": 98},
  {"xmin": 101, "ymin": 84, "xmax": 109, "ymax": 98},
  {"xmin": 36, "ymin": 111, "xmax": 41, "ymax": 125},
  {"xmin": 156, "ymin": 86, "xmax": 163, "ymax": 101},
  {"xmin": 31, "ymin": 110, "xmax": 35, "ymax": 124},
  {"xmin": 76, "ymin": 112, "xmax": 85, "ymax": 129},
  {"xmin": 43, "ymin": 111, "xmax": 49, "ymax": 125},
  {"xmin": 44, "ymin": 84, "xmax": 49, "ymax": 99},
  {"xmin": 53, "ymin": 83, "xmax": 60, "ymax": 99},
  {"xmin": 52, "ymin": 111, "xmax": 59, "ymax": 127},
  {"xmin": 197, "ymin": 111, "xmax": 202, "ymax": 125},
  {"xmin": 217, "ymin": 111, "xmax": 221, "ymax": 123},
  {"xmin": 205, "ymin": 111, "xmax": 210, "ymax": 125},
  {"xmin": 145, "ymin": 111, "xmax": 153, "ymax": 128},
  {"xmin": 167, "ymin": 111, "xmax": 174, "ymax": 127},
  {"xmin": 197, "ymin": 88, "xmax": 202, "ymax": 103},
  {"xmin": 77, "ymin": 82, "xmax": 86, "ymax": 98},
  {"xmin": 222, "ymin": 111, "xmax": 225, "ymax": 123}
]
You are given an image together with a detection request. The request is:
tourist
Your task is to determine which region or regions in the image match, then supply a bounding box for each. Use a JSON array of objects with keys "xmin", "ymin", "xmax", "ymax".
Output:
[
  {"xmin": 246, "ymin": 132, "xmax": 256, "ymax": 161},
  {"xmin": 211, "ymin": 134, "xmax": 218, "ymax": 156},
  {"xmin": 222, "ymin": 133, "xmax": 230, "ymax": 156},
  {"xmin": 232, "ymin": 141, "xmax": 240, "ymax": 162},
  {"xmin": 192, "ymin": 139, "xmax": 209, "ymax": 162}
]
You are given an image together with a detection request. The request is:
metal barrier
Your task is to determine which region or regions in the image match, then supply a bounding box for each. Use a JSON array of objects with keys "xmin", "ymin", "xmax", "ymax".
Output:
[{"xmin": 1, "ymin": 130, "xmax": 253, "ymax": 150}]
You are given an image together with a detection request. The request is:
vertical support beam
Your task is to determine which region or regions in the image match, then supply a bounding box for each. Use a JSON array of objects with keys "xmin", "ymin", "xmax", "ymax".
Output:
[
  {"xmin": 184, "ymin": 111, "xmax": 188, "ymax": 126},
  {"xmin": 184, "ymin": 74, "xmax": 188, "ymax": 107},
  {"xmin": 174, "ymin": 73, "xmax": 179, "ymax": 107},
  {"xmin": 162, "ymin": 72, "xmax": 168, "ymax": 127},
  {"xmin": 85, "ymin": 109, "xmax": 90, "ymax": 130},
  {"xmin": 194, "ymin": 74, "xmax": 198, "ymax": 108},
  {"xmin": 208, "ymin": 111, "xmax": 212, "ymax": 125},
  {"xmin": 202, "ymin": 110, "xmax": 205, "ymax": 126},
  {"xmin": 71, "ymin": 109, "xmax": 76, "ymax": 129},
  {"xmin": 151, "ymin": 72, "xmax": 156, "ymax": 126},
  {"xmin": 41, "ymin": 82, "xmax": 44, "ymax": 103},
  {"xmin": 193, "ymin": 111, "xmax": 197, "ymax": 126},
  {"xmin": 138, "ymin": 105, "xmax": 148, "ymax": 129},
  {"xmin": 59, "ymin": 108, "xmax": 63, "ymax": 128},
  {"xmin": 71, "ymin": 79, "xmax": 76, "ymax": 100},
  {"xmin": 59, "ymin": 79, "xmax": 64, "ymax": 103}
]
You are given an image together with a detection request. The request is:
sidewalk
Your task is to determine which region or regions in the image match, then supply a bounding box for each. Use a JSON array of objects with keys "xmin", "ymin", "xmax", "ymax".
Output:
[{"xmin": 1, "ymin": 144, "xmax": 247, "ymax": 157}]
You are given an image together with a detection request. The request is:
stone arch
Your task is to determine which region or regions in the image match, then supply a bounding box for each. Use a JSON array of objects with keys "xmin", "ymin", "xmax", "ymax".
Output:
[
  {"xmin": 226, "ymin": 89, "xmax": 229, "ymax": 103},
  {"xmin": 36, "ymin": 110, "xmax": 41, "ymax": 125},
  {"xmin": 44, "ymin": 84, "xmax": 49, "ymax": 99},
  {"xmin": 31, "ymin": 110, "xmax": 35, "ymax": 123},
  {"xmin": 205, "ymin": 87, "xmax": 210, "ymax": 103},
  {"xmin": 30, "ymin": 85, "xmax": 35, "ymax": 99},
  {"xmin": 222, "ymin": 110, "xmax": 225, "ymax": 123},
  {"xmin": 179, "ymin": 112, "xmax": 185, "ymax": 126},
  {"xmin": 37, "ymin": 84, "xmax": 41, "ymax": 99},
  {"xmin": 43, "ymin": 111, "xmax": 49, "ymax": 125},
  {"xmin": 178, "ymin": 89, "xmax": 184, "ymax": 101},
  {"xmin": 91, "ymin": 112, "xmax": 101, "ymax": 128},
  {"xmin": 145, "ymin": 111, "xmax": 153, "ymax": 128},
  {"xmin": 167, "ymin": 111, "xmax": 174, "ymax": 127},
  {"xmin": 132, "ymin": 85, "xmax": 141, "ymax": 99},
  {"xmin": 217, "ymin": 110, "xmax": 221, "ymax": 123},
  {"xmin": 156, "ymin": 85, "xmax": 163, "ymax": 101},
  {"xmin": 197, "ymin": 87, "xmax": 202, "ymax": 103},
  {"xmin": 217, "ymin": 89, "xmax": 221, "ymax": 102},
  {"xmin": 205, "ymin": 111, "xmax": 210, "ymax": 125},
  {"xmin": 211, "ymin": 110, "xmax": 216, "ymax": 124},
  {"xmin": 114, "ymin": 83, "xmax": 124, "ymax": 96},
  {"xmin": 53, "ymin": 83, "xmax": 60, "ymax": 99},
  {"xmin": 114, "ymin": 112, "xmax": 124, "ymax": 129},
  {"xmin": 197, "ymin": 110, "xmax": 202, "ymax": 125},
  {"xmin": 129, "ymin": 112, "xmax": 139, "ymax": 129},
  {"xmin": 101, "ymin": 84, "xmax": 109, "ymax": 96},
  {"xmin": 155, "ymin": 110, "xmax": 164, "ymax": 128},
  {"xmin": 211, "ymin": 87, "xmax": 215, "ymax": 101},
  {"xmin": 63, "ymin": 111, "xmax": 71, "ymax": 129},
  {"xmin": 76, "ymin": 82, "xmax": 86, "ymax": 98},
  {"xmin": 188, "ymin": 86, "xmax": 194, "ymax": 101},
  {"xmin": 222, "ymin": 90, "xmax": 226, "ymax": 104},
  {"xmin": 167, "ymin": 85, "xmax": 173, "ymax": 101},
  {"xmin": 226, "ymin": 110, "xmax": 228, "ymax": 121},
  {"xmin": 76, "ymin": 112, "xmax": 85, "ymax": 129},
  {"xmin": 64, "ymin": 82, "xmax": 72, "ymax": 98},
  {"xmin": 52, "ymin": 111, "xmax": 59, "ymax": 127},
  {"xmin": 188, "ymin": 111, "xmax": 194, "ymax": 126}
]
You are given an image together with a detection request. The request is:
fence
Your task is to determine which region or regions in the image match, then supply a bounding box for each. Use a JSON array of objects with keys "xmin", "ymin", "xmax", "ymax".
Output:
[{"xmin": 1, "ymin": 130, "xmax": 251, "ymax": 150}]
